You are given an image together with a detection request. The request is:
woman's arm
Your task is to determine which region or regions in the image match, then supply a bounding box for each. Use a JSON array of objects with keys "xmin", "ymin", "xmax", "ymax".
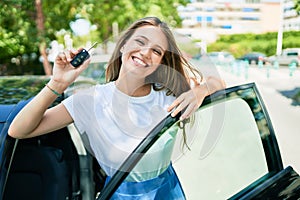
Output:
[
  {"xmin": 168, "ymin": 75, "xmax": 226, "ymax": 120},
  {"xmin": 8, "ymin": 81, "xmax": 72, "ymax": 139},
  {"xmin": 8, "ymin": 49, "xmax": 90, "ymax": 139}
]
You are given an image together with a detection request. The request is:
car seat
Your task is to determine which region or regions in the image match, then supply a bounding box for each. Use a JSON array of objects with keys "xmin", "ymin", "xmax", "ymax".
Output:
[{"xmin": 0, "ymin": 99, "xmax": 81, "ymax": 200}]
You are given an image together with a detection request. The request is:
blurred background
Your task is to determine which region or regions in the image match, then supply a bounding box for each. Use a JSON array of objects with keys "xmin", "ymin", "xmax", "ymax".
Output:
[{"xmin": 1, "ymin": 0, "xmax": 300, "ymax": 76}]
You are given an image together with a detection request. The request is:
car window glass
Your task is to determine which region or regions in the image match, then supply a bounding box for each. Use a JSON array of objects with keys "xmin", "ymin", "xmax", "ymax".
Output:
[
  {"xmin": 177, "ymin": 98, "xmax": 268, "ymax": 199},
  {"xmin": 129, "ymin": 98, "xmax": 268, "ymax": 199},
  {"xmin": 287, "ymin": 52, "xmax": 298, "ymax": 56},
  {"xmin": 80, "ymin": 62, "xmax": 107, "ymax": 83},
  {"xmin": 123, "ymin": 125, "xmax": 178, "ymax": 182}
]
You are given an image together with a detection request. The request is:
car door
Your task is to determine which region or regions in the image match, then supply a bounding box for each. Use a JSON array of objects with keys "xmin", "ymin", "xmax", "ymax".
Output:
[{"xmin": 97, "ymin": 82, "xmax": 300, "ymax": 199}]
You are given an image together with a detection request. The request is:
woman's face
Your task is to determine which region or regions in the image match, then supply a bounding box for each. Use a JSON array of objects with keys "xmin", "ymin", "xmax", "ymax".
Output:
[{"xmin": 120, "ymin": 25, "xmax": 168, "ymax": 79}]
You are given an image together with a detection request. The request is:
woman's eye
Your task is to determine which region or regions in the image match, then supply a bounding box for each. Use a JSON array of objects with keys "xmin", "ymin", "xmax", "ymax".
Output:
[
  {"xmin": 153, "ymin": 49, "xmax": 162, "ymax": 56},
  {"xmin": 135, "ymin": 39, "xmax": 144, "ymax": 46}
]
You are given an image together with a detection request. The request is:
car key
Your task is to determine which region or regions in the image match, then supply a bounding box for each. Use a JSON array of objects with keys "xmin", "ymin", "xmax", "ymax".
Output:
[{"xmin": 70, "ymin": 42, "xmax": 98, "ymax": 67}]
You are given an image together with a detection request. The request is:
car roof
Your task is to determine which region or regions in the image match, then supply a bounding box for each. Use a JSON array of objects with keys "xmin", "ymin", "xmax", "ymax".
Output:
[{"xmin": 283, "ymin": 48, "xmax": 300, "ymax": 52}]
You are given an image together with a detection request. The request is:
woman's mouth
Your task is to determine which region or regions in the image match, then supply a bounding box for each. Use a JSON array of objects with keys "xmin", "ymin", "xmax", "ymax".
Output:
[{"xmin": 132, "ymin": 56, "xmax": 149, "ymax": 67}]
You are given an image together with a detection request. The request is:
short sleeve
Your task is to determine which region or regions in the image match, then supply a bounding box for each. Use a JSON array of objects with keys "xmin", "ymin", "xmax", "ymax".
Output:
[{"xmin": 62, "ymin": 86, "xmax": 96, "ymax": 134}]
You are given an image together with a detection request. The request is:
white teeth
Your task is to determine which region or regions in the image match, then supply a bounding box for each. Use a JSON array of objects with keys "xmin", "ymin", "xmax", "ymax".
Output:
[{"xmin": 133, "ymin": 57, "xmax": 147, "ymax": 67}]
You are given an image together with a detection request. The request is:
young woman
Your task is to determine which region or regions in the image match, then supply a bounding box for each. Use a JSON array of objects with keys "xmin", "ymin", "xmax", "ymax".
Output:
[{"xmin": 9, "ymin": 17, "xmax": 225, "ymax": 199}]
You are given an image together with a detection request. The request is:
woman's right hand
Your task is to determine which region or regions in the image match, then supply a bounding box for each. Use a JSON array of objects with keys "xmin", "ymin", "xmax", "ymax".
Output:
[
  {"xmin": 49, "ymin": 48, "xmax": 91, "ymax": 93},
  {"xmin": 8, "ymin": 48, "xmax": 89, "ymax": 139}
]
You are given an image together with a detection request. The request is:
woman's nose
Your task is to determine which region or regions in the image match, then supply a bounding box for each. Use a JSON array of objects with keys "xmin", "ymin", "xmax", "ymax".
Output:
[{"xmin": 140, "ymin": 47, "xmax": 151, "ymax": 58}]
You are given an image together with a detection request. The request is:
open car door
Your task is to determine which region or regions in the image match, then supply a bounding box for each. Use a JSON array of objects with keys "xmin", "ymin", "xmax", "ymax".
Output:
[{"xmin": 97, "ymin": 82, "xmax": 300, "ymax": 199}]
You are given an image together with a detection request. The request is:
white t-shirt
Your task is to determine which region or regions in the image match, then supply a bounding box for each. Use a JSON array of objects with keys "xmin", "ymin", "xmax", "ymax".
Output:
[{"xmin": 62, "ymin": 82, "xmax": 178, "ymax": 181}]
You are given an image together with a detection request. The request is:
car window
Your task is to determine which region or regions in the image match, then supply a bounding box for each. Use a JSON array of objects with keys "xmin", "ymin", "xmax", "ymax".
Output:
[
  {"xmin": 81, "ymin": 62, "xmax": 107, "ymax": 83},
  {"xmin": 80, "ymin": 54, "xmax": 110, "ymax": 84},
  {"xmin": 0, "ymin": 76, "xmax": 50, "ymax": 104},
  {"xmin": 286, "ymin": 52, "xmax": 298, "ymax": 56},
  {"xmin": 171, "ymin": 98, "xmax": 268, "ymax": 199}
]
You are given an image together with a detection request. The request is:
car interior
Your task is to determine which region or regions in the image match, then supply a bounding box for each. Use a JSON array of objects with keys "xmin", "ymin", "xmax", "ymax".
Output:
[{"xmin": 0, "ymin": 98, "xmax": 105, "ymax": 200}]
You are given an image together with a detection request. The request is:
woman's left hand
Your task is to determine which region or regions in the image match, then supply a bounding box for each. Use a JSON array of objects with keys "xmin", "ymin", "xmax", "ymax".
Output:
[
  {"xmin": 167, "ymin": 84, "xmax": 208, "ymax": 120},
  {"xmin": 167, "ymin": 76, "xmax": 226, "ymax": 120}
]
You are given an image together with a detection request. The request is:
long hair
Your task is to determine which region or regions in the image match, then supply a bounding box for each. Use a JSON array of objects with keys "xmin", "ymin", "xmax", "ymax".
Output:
[
  {"xmin": 105, "ymin": 17, "xmax": 201, "ymax": 149},
  {"xmin": 105, "ymin": 16, "xmax": 202, "ymax": 98}
]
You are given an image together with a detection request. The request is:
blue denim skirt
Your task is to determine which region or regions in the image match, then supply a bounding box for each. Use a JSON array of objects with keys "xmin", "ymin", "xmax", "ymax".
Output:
[{"xmin": 104, "ymin": 164, "xmax": 186, "ymax": 200}]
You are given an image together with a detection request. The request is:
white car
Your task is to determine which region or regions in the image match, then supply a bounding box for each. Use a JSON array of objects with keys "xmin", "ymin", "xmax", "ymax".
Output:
[{"xmin": 268, "ymin": 48, "xmax": 300, "ymax": 66}]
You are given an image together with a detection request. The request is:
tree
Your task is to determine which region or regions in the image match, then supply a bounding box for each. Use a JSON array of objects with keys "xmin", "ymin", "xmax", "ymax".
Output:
[
  {"xmin": 294, "ymin": 0, "xmax": 300, "ymax": 14},
  {"xmin": 0, "ymin": 0, "xmax": 188, "ymax": 75},
  {"xmin": 73, "ymin": 0, "xmax": 188, "ymax": 52},
  {"xmin": 0, "ymin": 1, "xmax": 37, "ymax": 74},
  {"xmin": 35, "ymin": 0, "xmax": 52, "ymax": 75},
  {"xmin": 0, "ymin": 0, "xmax": 77, "ymax": 75}
]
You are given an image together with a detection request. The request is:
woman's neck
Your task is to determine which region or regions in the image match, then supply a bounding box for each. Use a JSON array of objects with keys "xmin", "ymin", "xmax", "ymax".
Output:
[{"xmin": 115, "ymin": 79, "xmax": 151, "ymax": 97}]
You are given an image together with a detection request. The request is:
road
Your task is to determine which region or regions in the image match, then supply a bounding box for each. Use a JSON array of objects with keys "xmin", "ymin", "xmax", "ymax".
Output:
[{"xmin": 215, "ymin": 63, "xmax": 300, "ymax": 172}]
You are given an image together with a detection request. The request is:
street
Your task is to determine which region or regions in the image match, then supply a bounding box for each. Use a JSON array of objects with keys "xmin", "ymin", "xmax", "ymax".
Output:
[{"xmin": 215, "ymin": 63, "xmax": 300, "ymax": 172}]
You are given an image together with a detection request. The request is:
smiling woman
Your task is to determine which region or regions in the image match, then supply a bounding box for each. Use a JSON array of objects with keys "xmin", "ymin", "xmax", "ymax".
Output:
[{"xmin": 8, "ymin": 16, "xmax": 225, "ymax": 199}]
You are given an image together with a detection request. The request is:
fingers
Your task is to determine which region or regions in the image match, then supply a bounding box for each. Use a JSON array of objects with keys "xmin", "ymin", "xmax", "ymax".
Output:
[
  {"xmin": 55, "ymin": 51, "xmax": 68, "ymax": 64},
  {"xmin": 77, "ymin": 57, "xmax": 91, "ymax": 72},
  {"xmin": 69, "ymin": 49, "xmax": 80, "ymax": 61},
  {"xmin": 55, "ymin": 49, "xmax": 83, "ymax": 67},
  {"xmin": 168, "ymin": 92, "xmax": 192, "ymax": 119},
  {"xmin": 168, "ymin": 89, "xmax": 205, "ymax": 120},
  {"xmin": 168, "ymin": 96, "xmax": 182, "ymax": 113},
  {"xmin": 168, "ymin": 95, "xmax": 187, "ymax": 117}
]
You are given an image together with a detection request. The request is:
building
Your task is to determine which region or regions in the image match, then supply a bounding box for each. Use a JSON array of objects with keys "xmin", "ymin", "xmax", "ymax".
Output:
[
  {"xmin": 283, "ymin": 0, "xmax": 300, "ymax": 31},
  {"xmin": 176, "ymin": 0, "xmax": 281, "ymax": 43}
]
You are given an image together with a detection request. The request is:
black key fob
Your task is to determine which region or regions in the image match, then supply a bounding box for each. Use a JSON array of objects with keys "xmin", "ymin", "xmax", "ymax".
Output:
[
  {"xmin": 70, "ymin": 49, "xmax": 90, "ymax": 67},
  {"xmin": 70, "ymin": 42, "xmax": 98, "ymax": 68}
]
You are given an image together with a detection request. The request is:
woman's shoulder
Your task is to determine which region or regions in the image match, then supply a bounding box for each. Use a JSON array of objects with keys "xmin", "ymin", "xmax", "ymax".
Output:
[
  {"xmin": 95, "ymin": 81, "xmax": 114, "ymax": 90},
  {"xmin": 94, "ymin": 82, "xmax": 115, "ymax": 95},
  {"xmin": 64, "ymin": 82, "xmax": 113, "ymax": 101}
]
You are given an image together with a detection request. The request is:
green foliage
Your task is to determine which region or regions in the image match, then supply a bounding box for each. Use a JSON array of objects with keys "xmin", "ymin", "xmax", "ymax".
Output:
[
  {"xmin": 0, "ymin": 1, "xmax": 37, "ymax": 61},
  {"xmin": 0, "ymin": 0, "xmax": 188, "ymax": 75},
  {"xmin": 294, "ymin": 0, "xmax": 300, "ymax": 14},
  {"xmin": 208, "ymin": 31, "xmax": 300, "ymax": 58},
  {"xmin": 80, "ymin": 0, "xmax": 188, "ymax": 42}
]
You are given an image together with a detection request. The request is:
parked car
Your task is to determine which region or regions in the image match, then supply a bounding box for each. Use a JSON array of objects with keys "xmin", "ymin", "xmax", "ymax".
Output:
[
  {"xmin": 267, "ymin": 48, "xmax": 300, "ymax": 67},
  {"xmin": 80, "ymin": 54, "xmax": 110, "ymax": 82},
  {"xmin": 237, "ymin": 52, "xmax": 267, "ymax": 65},
  {"xmin": 0, "ymin": 76, "xmax": 300, "ymax": 199}
]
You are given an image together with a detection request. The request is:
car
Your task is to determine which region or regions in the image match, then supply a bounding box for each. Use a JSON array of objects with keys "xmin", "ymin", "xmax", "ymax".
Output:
[
  {"xmin": 207, "ymin": 51, "xmax": 235, "ymax": 64},
  {"xmin": 237, "ymin": 52, "xmax": 267, "ymax": 65},
  {"xmin": 1, "ymin": 76, "xmax": 300, "ymax": 199},
  {"xmin": 80, "ymin": 54, "xmax": 111, "ymax": 82},
  {"xmin": 267, "ymin": 48, "xmax": 300, "ymax": 67}
]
